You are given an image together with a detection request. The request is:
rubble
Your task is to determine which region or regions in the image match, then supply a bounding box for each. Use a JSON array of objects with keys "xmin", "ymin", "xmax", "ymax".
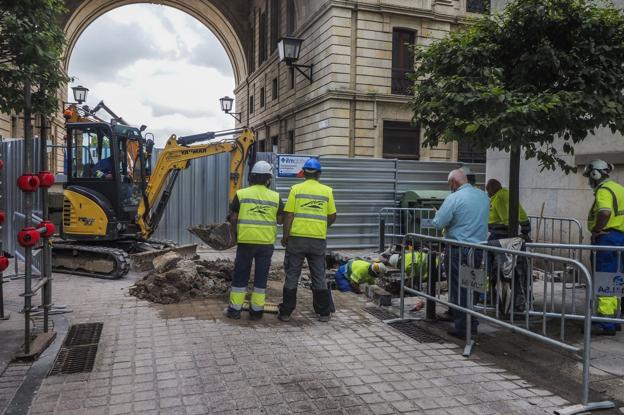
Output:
[{"xmin": 129, "ymin": 254, "xmax": 234, "ymax": 304}]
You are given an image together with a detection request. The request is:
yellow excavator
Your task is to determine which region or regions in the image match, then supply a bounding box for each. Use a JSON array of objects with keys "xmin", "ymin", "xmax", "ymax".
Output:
[{"xmin": 54, "ymin": 105, "xmax": 255, "ymax": 278}]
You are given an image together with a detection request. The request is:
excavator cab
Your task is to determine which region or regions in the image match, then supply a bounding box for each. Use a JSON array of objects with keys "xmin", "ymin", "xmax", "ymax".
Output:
[{"xmin": 63, "ymin": 122, "xmax": 149, "ymax": 241}]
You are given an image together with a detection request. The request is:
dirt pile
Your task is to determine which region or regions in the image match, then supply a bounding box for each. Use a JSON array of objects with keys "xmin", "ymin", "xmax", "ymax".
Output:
[{"xmin": 129, "ymin": 252, "xmax": 234, "ymax": 304}]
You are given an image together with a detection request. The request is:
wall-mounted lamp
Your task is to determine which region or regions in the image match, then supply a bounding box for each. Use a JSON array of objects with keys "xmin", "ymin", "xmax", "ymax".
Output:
[
  {"xmin": 72, "ymin": 85, "xmax": 89, "ymax": 104},
  {"xmin": 278, "ymin": 36, "xmax": 313, "ymax": 83},
  {"xmin": 219, "ymin": 96, "xmax": 242, "ymax": 122}
]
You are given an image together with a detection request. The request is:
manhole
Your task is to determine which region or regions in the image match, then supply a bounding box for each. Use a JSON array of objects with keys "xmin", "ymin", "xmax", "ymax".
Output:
[
  {"xmin": 363, "ymin": 306, "xmax": 397, "ymax": 321},
  {"xmin": 64, "ymin": 323, "xmax": 103, "ymax": 347},
  {"xmin": 389, "ymin": 321, "xmax": 445, "ymax": 344},
  {"xmin": 49, "ymin": 323, "xmax": 103, "ymax": 376}
]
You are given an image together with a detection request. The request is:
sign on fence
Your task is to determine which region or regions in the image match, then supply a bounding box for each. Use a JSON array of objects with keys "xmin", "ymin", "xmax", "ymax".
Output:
[
  {"xmin": 594, "ymin": 272, "xmax": 624, "ymax": 296},
  {"xmin": 460, "ymin": 265, "xmax": 486, "ymax": 293},
  {"xmin": 277, "ymin": 154, "xmax": 313, "ymax": 177}
]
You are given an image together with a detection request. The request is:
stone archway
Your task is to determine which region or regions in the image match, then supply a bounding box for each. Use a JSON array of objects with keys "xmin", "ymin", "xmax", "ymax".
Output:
[{"xmin": 62, "ymin": 0, "xmax": 250, "ymax": 84}]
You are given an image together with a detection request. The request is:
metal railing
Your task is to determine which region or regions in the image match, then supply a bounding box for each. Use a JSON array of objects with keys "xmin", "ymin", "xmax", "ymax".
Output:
[
  {"xmin": 528, "ymin": 215, "xmax": 584, "ymax": 245},
  {"xmin": 394, "ymin": 233, "xmax": 614, "ymax": 414},
  {"xmin": 527, "ymin": 242, "xmax": 624, "ymax": 326},
  {"xmin": 378, "ymin": 207, "xmax": 438, "ymax": 251}
]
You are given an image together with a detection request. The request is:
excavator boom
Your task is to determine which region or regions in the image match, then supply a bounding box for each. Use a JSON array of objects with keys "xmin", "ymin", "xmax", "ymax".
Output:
[{"xmin": 136, "ymin": 128, "xmax": 255, "ymax": 239}]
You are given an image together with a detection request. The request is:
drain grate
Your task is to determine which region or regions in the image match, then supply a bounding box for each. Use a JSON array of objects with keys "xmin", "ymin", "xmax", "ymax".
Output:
[
  {"xmin": 363, "ymin": 306, "xmax": 397, "ymax": 321},
  {"xmin": 49, "ymin": 323, "xmax": 103, "ymax": 376},
  {"xmin": 389, "ymin": 321, "xmax": 445, "ymax": 344},
  {"xmin": 64, "ymin": 323, "xmax": 103, "ymax": 347}
]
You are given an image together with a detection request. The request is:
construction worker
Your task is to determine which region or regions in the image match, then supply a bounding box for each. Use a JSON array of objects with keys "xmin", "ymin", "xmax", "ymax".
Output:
[
  {"xmin": 584, "ymin": 159, "xmax": 623, "ymax": 335},
  {"xmin": 389, "ymin": 252, "xmax": 431, "ymax": 281},
  {"xmin": 278, "ymin": 158, "xmax": 337, "ymax": 322},
  {"xmin": 334, "ymin": 259, "xmax": 387, "ymax": 292},
  {"xmin": 225, "ymin": 161, "xmax": 284, "ymax": 320},
  {"xmin": 485, "ymin": 179, "xmax": 531, "ymax": 240}
]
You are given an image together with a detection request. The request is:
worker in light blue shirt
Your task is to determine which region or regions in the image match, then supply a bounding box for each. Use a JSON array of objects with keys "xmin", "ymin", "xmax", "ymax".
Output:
[{"xmin": 432, "ymin": 169, "xmax": 489, "ymax": 338}]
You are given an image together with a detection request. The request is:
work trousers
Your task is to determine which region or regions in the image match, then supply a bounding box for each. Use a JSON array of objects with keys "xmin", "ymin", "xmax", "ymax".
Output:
[
  {"xmin": 447, "ymin": 246, "xmax": 483, "ymax": 332},
  {"xmin": 281, "ymin": 236, "xmax": 331, "ymax": 316},
  {"xmin": 230, "ymin": 243, "xmax": 274, "ymax": 313},
  {"xmin": 594, "ymin": 231, "xmax": 624, "ymax": 330},
  {"xmin": 284, "ymin": 236, "xmax": 327, "ymax": 290}
]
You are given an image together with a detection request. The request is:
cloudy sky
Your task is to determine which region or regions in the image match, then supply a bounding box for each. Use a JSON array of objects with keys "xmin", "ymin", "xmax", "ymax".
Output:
[{"xmin": 68, "ymin": 4, "xmax": 235, "ymax": 147}]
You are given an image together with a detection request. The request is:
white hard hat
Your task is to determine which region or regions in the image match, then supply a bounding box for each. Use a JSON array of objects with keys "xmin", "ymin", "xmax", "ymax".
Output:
[
  {"xmin": 370, "ymin": 262, "xmax": 387, "ymax": 276},
  {"xmin": 251, "ymin": 161, "xmax": 273, "ymax": 176},
  {"xmin": 389, "ymin": 254, "xmax": 400, "ymax": 268},
  {"xmin": 583, "ymin": 159, "xmax": 613, "ymax": 179}
]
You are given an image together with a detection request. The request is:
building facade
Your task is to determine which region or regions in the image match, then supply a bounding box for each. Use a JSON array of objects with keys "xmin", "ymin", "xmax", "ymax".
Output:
[{"xmin": 234, "ymin": 0, "xmax": 488, "ymax": 161}]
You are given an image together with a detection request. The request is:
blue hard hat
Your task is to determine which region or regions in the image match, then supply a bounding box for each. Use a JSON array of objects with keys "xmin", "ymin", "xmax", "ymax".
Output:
[{"xmin": 302, "ymin": 158, "xmax": 322, "ymax": 172}]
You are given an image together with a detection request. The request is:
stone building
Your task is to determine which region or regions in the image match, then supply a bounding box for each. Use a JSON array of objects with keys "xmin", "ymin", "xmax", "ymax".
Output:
[
  {"xmin": 236, "ymin": 0, "xmax": 489, "ymax": 161},
  {"xmin": 1, "ymin": 0, "xmax": 490, "ymax": 174}
]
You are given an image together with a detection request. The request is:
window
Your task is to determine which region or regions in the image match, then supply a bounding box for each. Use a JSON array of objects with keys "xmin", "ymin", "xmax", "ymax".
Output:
[
  {"xmin": 70, "ymin": 126, "xmax": 114, "ymax": 179},
  {"xmin": 287, "ymin": 130, "xmax": 295, "ymax": 153},
  {"xmin": 392, "ymin": 29, "xmax": 416, "ymax": 95},
  {"xmin": 272, "ymin": 78, "xmax": 278, "ymax": 100},
  {"xmin": 259, "ymin": 11, "xmax": 267, "ymax": 64},
  {"xmin": 383, "ymin": 121, "xmax": 420, "ymax": 160},
  {"xmin": 270, "ymin": 135, "xmax": 279, "ymax": 153},
  {"xmin": 466, "ymin": 0, "xmax": 489, "ymax": 14},
  {"xmin": 260, "ymin": 87, "xmax": 265, "ymax": 107},
  {"xmin": 11, "ymin": 115, "xmax": 18, "ymax": 137},
  {"xmin": 286, "ymin": 0, "xmax": 295, "ymax": 35},
  {"xmin": 249, "ymin": 95, "xmax": 255, "ymax": 114},
  {"xmin": 270, "ymin": 0, "xmax": 280, "ymax": 52},
  {"xmin": 458, "ymin": 139, "xmax": 487, "ymax": 163}
]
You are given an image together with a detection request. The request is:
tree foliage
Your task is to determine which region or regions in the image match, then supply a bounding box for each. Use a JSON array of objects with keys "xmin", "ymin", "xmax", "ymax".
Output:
[
  {"xmin": 410, "ymin": 0, "xmax": 624, "ymax": 172},
  {"xmin": 0, "ymin": 0, "xmax": 68, "ymax": 116}
]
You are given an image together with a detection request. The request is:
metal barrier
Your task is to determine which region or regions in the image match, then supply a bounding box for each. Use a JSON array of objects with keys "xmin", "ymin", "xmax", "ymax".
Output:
[
  {"xmin": 395, "ymin": 233, "xmax": 614, "ymax": 414},
  {"xmin": 527, "ymin": 242, "xmax": 624, "ymax": 326},
  {"xmin": 528, "ymin": 215, "xmax": 584, "ymax": 245},
  {"xmin": 378, "ymin": 207, "xmax": 438, "ymax": 251}
]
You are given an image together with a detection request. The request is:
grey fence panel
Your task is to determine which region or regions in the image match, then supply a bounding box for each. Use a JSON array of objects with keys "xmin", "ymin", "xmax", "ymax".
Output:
[
  {"xmin": 396, "ymin": 160, "xmax": 486, "ymax": 194},
  {"xmin": 1, "ymin": 138, "xmax": 43, "ymax": 257},
  {"xmin": 150, "ymin": 149, "xmax": 231, "ymax": 245}
]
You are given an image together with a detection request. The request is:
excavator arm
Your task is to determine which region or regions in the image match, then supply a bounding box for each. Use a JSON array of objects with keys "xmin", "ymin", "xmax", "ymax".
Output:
[{"xmin": 136, "ymin": 128, "xmax": 255, "ymax": 239}]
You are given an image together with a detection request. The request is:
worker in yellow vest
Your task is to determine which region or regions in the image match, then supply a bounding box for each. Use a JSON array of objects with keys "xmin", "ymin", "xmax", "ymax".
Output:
[
  {"xmin": 278, "ymin": 158, "xmax": 337, "ymax": 322},
  {"xmin": 389, "ymin": 251, "xmax": 431, "ymax": 281},
  {"xmin": 584, "ymin": 160, "xmax": 624, "ymax": 335},
  {"xmin": 334, "ymin": 259, "xmax": 387, "ymax": 292},
  {"xmin": 486, "ymin": 179, "xmax": 531, "ymax": 240},
  {"xmin": 225, "ymin": 161, "xmax": 284, "ymax": 320}
]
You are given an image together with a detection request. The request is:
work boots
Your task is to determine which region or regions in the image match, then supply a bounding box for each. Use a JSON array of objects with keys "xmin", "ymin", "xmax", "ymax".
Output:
[
  {"xmin": 313, "ymin": 289, "xmax": 331, "ymax": 321},
  {"xmin": 278, "ymin": 287, "xmax": 297, "ymax": 322}
]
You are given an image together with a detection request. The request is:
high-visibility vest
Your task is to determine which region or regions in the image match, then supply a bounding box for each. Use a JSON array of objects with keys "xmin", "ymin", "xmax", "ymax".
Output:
[
  {"xmin": 285, "ymin": 179, "xmax": 336, "ymax": 240},
  {"xmin": 348, "ymin": 260, "xmax": 373, "ymax": 284},
  {"xmin": 404, "ymin": 252, "xmax": 430, "ymax": 281},
  {"xmin": 236, "ymin": 185, "xmax": 280, "ymax": 244},
  {"xmin": 489, "ymin": 188, "xmax": 529, "ymax": 226},
  {"xmin": 588, "ymin": 180, "xmax": 624, "ymax": 232}
]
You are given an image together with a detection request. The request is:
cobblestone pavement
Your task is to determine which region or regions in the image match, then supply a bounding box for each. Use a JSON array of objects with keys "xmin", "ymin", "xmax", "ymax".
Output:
[{"xmin": 0, "ymin": 253, "xmax": 573, "ymax": 415}]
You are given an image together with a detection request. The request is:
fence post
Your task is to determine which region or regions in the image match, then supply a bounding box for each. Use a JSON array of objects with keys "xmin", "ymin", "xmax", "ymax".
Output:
[
  {"xmin": 426, "ymin": 252, "xmax": 438, "ymax": 321},
  {"xmin": 378, "ymin": 215, "xmax": 385, "ymax": 252},
  {"xmin": 0, "ymin": 136, "xmax": 7, "ymax": 321}
]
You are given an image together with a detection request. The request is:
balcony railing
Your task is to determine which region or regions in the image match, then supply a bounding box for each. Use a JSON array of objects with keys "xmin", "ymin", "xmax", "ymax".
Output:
[
  {"xmin": 466, "ymin": 0, "xmax": 490, "ymax": 14},
  {"xmin": 391, "ymin": 69, "xmax": 415, "ymax": 95}
]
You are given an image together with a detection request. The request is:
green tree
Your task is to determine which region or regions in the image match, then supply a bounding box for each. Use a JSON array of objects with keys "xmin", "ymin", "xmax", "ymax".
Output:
[
  {"xmin": 410, "ymin": 0, "xmax": 624, "ymax": 236},
  {"xmin": 0, "ymin": 0, "xmax": 68, "ymax": 116}
]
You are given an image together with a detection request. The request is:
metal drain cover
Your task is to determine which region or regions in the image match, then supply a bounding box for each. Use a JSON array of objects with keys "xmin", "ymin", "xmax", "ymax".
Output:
[
  {"xmin": 389, "ymin": 321, "xmax": 445, "ymax": 344},
  {"xmin": 49, "ymin": 323, "xmax": 103, "ymax": 376},
  {"xmin": 363, "ymin": 306, "xmax": 397, "ymax": 321}
]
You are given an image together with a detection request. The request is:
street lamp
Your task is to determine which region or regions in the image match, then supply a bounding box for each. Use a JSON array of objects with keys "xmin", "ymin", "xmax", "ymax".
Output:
[
  {"xmin": 277, "ymin": 36, "xmax": 313, "ymax": 83},
  {"xmin": 219, "ymin": 96, "xmax": 242, "ymax": 122},
  {"xmin": 72, "ymin": 85, "xmax": 89, "ymax": 104}
]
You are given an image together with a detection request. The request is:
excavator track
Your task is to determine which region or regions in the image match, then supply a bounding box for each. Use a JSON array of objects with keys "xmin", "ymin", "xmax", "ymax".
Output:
[{"xmin": 52, "ymin": 244, "xmax": 130, "ymax": 279}]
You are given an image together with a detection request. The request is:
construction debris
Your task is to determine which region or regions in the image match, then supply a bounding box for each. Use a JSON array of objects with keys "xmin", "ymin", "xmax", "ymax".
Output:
[
  {"xmin": 129, "ymin": 253, "xmax": 234, "ymax": 304},
  {"xmin": 188, "ymin": 223, "xmax": 236, "ymax": 250}
]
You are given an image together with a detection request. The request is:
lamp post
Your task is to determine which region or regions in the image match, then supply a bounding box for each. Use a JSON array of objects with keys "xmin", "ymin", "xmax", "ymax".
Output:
[
  {"xmin": 71, "ymin": 85, "xmax": 89, "ymax": 104},
  {"xmin": 220, "ymin": 96, "xmax": 242, "ymax": 122},
  {"xmin": 277, "ymin": 36, "xmax": 313, "ymax": 83}
]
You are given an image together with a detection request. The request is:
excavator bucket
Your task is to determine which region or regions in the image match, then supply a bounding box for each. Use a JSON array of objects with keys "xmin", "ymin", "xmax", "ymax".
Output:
[{"xmin": 188, "ymin": 223, "xmax": 236, "ymax": 251}]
